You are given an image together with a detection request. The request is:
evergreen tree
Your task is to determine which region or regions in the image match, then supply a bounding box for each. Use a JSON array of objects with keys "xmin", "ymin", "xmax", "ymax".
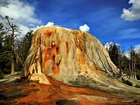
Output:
[
  {"xmin": 0, "ymin": 23, "xmax": 5, "ymax": 74},
  {"xmin": 108, "ymin": 43, "xmax": 120, "ymax": 67},
  {"xmin": 22, "ymin": 30, "xmax": 33, "ymax": 61},
  {"xmin": 120, "ymin": 54, "xmax": 130, "ymax": 74},
  {"xmin": 0, "ymin": 23, "xmax": 11, "ymax": 74}
]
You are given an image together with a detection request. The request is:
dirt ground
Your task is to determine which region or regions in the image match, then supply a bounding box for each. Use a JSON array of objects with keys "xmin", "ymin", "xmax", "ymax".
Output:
[{"xmin": 0, "ymin": 72, "xmax": 140, "ymax": 105}]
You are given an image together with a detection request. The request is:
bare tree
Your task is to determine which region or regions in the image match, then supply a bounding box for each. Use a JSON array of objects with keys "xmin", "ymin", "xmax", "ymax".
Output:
[
  {"xmin": 5, "ymin": 16, "xmax": 21, "ymax": 75},
  {"xmin": 129, "ymin": 47, "xmax": 137, "ymax": 79}
]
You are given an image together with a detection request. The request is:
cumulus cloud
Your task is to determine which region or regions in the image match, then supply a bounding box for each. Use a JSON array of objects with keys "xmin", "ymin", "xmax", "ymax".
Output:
[
  {"xmin": 0, "ymin": 0, "xmax": 41, "ymax": 35},
  {"xmin": 46, "ymin": 22, "xmax": 54, "ymax": 26},
  {"xmin": 121, "ymin": 0, "xmax": 140, "ymax": 21},
  {"xmin": 79, "ymin": 24, "xmax": 90, "ymax": 32},
  {"xmin": 31, "ymin": 22, "xmax": 55, "ymax": 32}
]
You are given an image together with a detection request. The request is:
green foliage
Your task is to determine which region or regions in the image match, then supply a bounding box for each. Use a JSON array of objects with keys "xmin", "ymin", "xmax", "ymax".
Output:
[
  {"xmin": 0, "ymin": 21, "xmax": 33, "ymax": 74},
  {"xmin": 106, "ymin": 42, "xmax": 140, "ymax": 78},
  {"xmin": 122, "ymin": 78, "xmax": 132, "ymax": 86},
  {"xmin": 136, "ymin": 75, "xmax": 140, "ymax": 80},
  {"xmin": 0, "ymin": 54, "xmax": 11, "ymax": 74},
  {"xmin": 108, "ymin": 43, "xmax": 120, "ymax": 67},
  {"xmin": 0, "ymin": 23, "xmax": 11, "ymax": 74},
  {"xmin": 0, "ymin": 70, "xmax": 5, "ymax": 79}
]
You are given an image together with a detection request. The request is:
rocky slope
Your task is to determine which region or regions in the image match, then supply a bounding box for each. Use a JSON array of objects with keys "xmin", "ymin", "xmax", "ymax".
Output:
[
  {"xmin": 23, "ymin": 26, "xmax": 140, "ymax": 94},
  {"xmin": 0, "ymin": 74, "xmax": 140, "ymax": 105}
]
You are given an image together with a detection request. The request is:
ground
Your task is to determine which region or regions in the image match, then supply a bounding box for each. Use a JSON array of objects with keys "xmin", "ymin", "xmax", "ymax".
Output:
[{"xmin": 0, "ymin": 72, "xmax": 140, "ymax": 105}]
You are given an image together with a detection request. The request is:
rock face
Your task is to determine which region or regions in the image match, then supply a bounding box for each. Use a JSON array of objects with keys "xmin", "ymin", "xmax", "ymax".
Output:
[{"xmin": 23, "ymin": 26, "xmax": 124, "ymax": 90}]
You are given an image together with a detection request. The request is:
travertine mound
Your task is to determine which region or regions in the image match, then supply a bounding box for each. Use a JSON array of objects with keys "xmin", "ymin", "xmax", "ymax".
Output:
[{"xmin": 23, "ymin": 26, "xmax": 138, "ymax": 92}]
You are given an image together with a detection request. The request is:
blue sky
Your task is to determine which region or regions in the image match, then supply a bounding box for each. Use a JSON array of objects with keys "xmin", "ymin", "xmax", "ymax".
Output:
[{"xmin": 0, "ymin": 0, "xmax": 140, "ymax": 51}]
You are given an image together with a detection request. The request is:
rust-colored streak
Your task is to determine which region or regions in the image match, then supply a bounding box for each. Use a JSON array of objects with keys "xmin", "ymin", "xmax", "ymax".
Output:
[
  {"xmin": 51, "ymin": 64, "xmax": 60, "ymax": 76},
  {"xmin": 52, "ymin": 55, "xmax": 55, "ymax": 63},
  {"xmin": 66, "ymin": 41, "xmax": 69, "ymax": 54},
  {"xmin": 80, "ymin": 52, "xmax": 85, "ymax": 64},
  {"xmin": 74, "ymin": 38, "xmax": 79, "ymax": 47},
  {"xmin": 44, "ymin": 30, "xmax": 52, "ymax": 38},
  {"xmin": 56, "ymin": 46, "xmax": 59, "ymax": 54},
  {"xmin": 47, "ymin": 48, "xmax": 52, "ymax": 55},
  {"xmin": 73, "ymin": 30, "xmax": 79, "ymax": 35},
  {"xmin": 79, "ymin": 40, "xmax": 84, "ymax": 51},
  {"xmin": 54, "ymin": 29, "xmax": 57, "ymax": 33},
  {"xmin": 93, "ymin": 65, "xmax": 103, "ymax": 74},
  {"xmin": 51, "ymin": 64, "xmax": 57, "ymax": 74},
  {"xmin": 56, "ymin": 62, "xmax": 60, "ymax": 67},
  {"xmin": 94, "ymin": 65, "xmax": 99, "ymax": 71},
  {"xmin": 42, "ymin": 47, "xmax": 52, "ymax": 74},
  {"xmin": 43, "ymin": 48, "xmax": 51, "ymax": 62},
  {"xmin": 51, "ymin": 64, "xmax": 56, "ymax": 70}
]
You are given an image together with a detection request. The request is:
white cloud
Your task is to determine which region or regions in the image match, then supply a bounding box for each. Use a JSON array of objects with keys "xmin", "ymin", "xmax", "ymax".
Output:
[
  {"xmin": 124, "ymin": 51, "xmax": 130, "ymax": 58},
  {"xmin": 79, "ymin": 24, "xmax": 90, "ymax": 32},
  {"xmin": 46, "ymin": 22, "xmax": 54, "ymax": 26},
  {"xmin": 121, "ymin": 0, "xmax": 140, "ymax": 21},
  {"xmin": 0, "ymin": 0, "xmax": 41, "ymax": 35},
  {"xmin": 31, "ymin": 22, "xmax": 55, "ymax": 32},
  {"xmin": 135, "ymin": 44, "xmax": 140, "ymax": 53},
  {"xmin": 104, "ymin": 42, "xmax": 120, "ymax": 51}
]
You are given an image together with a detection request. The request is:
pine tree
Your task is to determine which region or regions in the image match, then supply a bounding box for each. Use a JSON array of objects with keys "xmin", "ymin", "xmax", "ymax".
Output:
[
  {"xmin": 0, "ymin": 23, "xmax": 5, "ymax": 75},
  {"xmin": 22, "ymin": 30, "xmax": 33, "ymax": 60},
  {"xmin": 108, "ymin": 43, "xmax": 120, "ymax": 67},
  {"xmin": 0, "ymin": 23, "xmax": 11, "ymax": 74}
]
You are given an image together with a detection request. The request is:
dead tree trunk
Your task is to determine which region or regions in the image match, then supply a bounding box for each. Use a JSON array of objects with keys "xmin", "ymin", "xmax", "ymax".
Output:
[{"xmin": 5, "ymin": 16, "xmax": 20, "ymax": 75}]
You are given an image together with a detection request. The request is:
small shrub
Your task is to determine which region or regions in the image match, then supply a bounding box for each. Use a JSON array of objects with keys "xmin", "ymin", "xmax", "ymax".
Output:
[
  {"xmin": 0, "ymin": 70, "xmax": 5, "ymax": 79},
  {"xmin": 56, "ymin": 99, "xmax": 80, "ymax": 105},
  {"xmin": 136, "ymin": 75, "xmax": 140, "ymax": 80},
  {"xmin": 69, "ymin": 75, "xmax": 95, "ymax": 89},
  {"xmin": 122, "ymin": 78, "xmax": 132, "ymax": 86}
]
